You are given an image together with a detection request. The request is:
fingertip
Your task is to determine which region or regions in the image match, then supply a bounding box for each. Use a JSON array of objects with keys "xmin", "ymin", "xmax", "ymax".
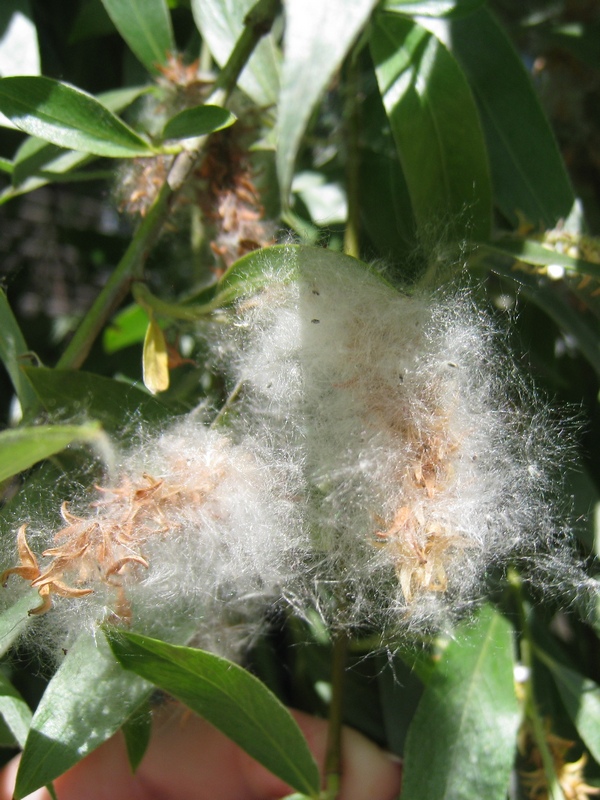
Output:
[{"xmin": 339, "ymin": 728, "xmax": 402, "ymax": 800}]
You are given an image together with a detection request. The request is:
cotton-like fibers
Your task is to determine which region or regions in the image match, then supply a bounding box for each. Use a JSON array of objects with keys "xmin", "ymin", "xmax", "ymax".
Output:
[{"xmin": 216, "ymin": 245, "xmax": 582, "ymax": 635}]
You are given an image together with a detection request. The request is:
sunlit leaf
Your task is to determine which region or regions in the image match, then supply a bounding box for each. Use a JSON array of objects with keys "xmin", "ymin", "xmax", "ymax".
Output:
[
  {"xmin": 142, "ymin": 317, "xmax": 170, "ymax": 394},
  {"xmin": 0, "ymin": 591, "xmax": 39, "ymax": 658},
  {"xmin": 162, "ymin": 105, "xmax": 236, "ymax": 141},
  {"xmin": 11, "ymin": 85, "xmax": 152, "ymax": 187},
  {"xmin": 382, "ymin": 0, "xmax": 484, "ymax": 17},
  {"xmin": 191, "ymin": 0, "xmax": 280, "ymax": 106},
  {"xmin": 479, "ymin": 238, "xmax": 600, "ymax": 280},
  {"xmin": 0, "ymin": 77, "xmax": 154, "ymax": 157},
  {"xmin": 99, "ymin": 0, "xmax": 174, "ymax": 73},
  {"xmin": 0, "ymin": 422, "xmax": 104, "ymax": 483},
  {"xmin": 108, "ymin": 629, "xmax": 321, "ymax": 797},
  {"xmin": 15, "ymin": 633, "xmax": 150, "ymax": 798},
  {"xmin": 402, "ymin": 605, "xmax": 520, "ymax": 800},
  {"xmin": 103, "ymin": 304, "xmax": 150, "ymax": 354},
  {"xmin": 277, "ymin": 0, "xmax": 377, "ymax": 204},
  {"xmin": 371, "ymin": 13, "xmax": 492, "ymax": 242}
]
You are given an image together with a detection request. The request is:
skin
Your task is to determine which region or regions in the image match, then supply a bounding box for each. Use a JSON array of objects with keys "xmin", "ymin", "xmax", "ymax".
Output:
[{"xmin": 0, "ymin": 708, "xmax": 402, "ymax": 800}]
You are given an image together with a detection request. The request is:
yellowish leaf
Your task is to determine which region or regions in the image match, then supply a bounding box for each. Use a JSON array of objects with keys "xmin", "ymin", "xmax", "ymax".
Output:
[{"xmin": 142, "ymin": 318, "xmax": 169, "ymax": 394}]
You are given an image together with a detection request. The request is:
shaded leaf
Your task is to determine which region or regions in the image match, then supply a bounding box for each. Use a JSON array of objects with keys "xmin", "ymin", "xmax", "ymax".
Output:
[
  {"xmin": 277, "ymin": 0, "xmax": 377, "ymax": 204},
  {"xmin": 0, "ymin": 422, "xmax": 104, "ymax": 483},
  {"xmin": 402, "ymin": 605, "xmax": 520, "ymax": 800},
  {"xmin": 23, "ymin": 367, "xmax": 181, "ymax": 433},
  {"xmin": 382, "ymin": 0, "xmax": 484, "ymax": 17},
  {"xmin": 536, "ymin": 648, "xmax": 600, "ymax": 765},
  {"xmin": 15, "ymin": 633, "xmax": 150, "ymax": 798},
  {"xmin": 0, "ymin": 672, "xmax": 32, "ymax": 748},
  {"xmin": 122, "ymin": 700, "xmax": 152, "ymax": 774},
  {"xmin": 434, "ymin": 8, "xmax": 575, "ymax": 228},
  {"xmin": 99, "ymin": 0, "xmax": 174, "ymax": 73},
  {"xmin": 142, "ymin": 317, "xmax": 169, "ymax": 395},
  {"xmin": 108, "ymin": 629, "xmax": 321, "ymax": 797},
  {"xmin": 162, "ymin": 105, "xmax": 236, "ymax": 141},
  {"xmin": 476, "ymin": 258, "xmax": 600, "ymax": 378},
  {"xmin": 0, "ymin": 77, "xmax": 154, "ymax": 157},
  {"xmin": 0, "ymin": 289, "xmax": 38, "ymax": 417},
  {"xmin": 371, "ymin": 13, "xmax": 492, "ymax": 242},
  {"xmin": 191, "ymin": 0, "xmax": 280, "ymax": 106}
]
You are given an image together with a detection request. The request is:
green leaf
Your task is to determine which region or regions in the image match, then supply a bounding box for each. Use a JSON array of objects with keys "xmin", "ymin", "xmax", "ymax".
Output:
[
  {"xmin": 99, "ymin": 0, "xmax": 174, "ymax": 73},
  {"xmin": 191, "ymin": 0, "xmax": 280, "ymax": 106},
  {"xmin": 213, "ymin": 244, "xmax": 392, "ymax": 310},
  {"xmin": 0, "ymin": 157, "xmax": 12, "ymax": 173},
  {"xmin": 0, "ymin": 422, "xmax": 105, "ymax": 483},
  {"xmin": 371, "ymin": 13, "xmax": 492, "ymax": 242},
  {"xmin": 0, "ymin": 77, "xmax": 154, "ymax": 157},
  {"xmin": 12, "ymin": 85, "xmax": 152, "ymax": 187},
  {"xmin": 108, "ymin": 630, "xmax": 321, "ymax": 797},
  {"xmin": 277, "ymin": 0, "xmax": 377, "ymax": 204},
  {"xmin": 440, "ymin": 8, "xmax": 575, "ymax": 228},
  {"xmin": 15, "ymin": 633, "xmax": 150, "ymax": 798},
  {"xmin": 122, "ymin": 700, "xmax": 152, "ymax": 774},
  {"xmin": 382, "ymin": 0, "xmax": 484, "ymax": 17},
  {"xmin": 479, "ymin": 238, "xmax": 600, "ymax": 280},
  {"xmin": 103, "ymin": 304, "xmax": 150, "ymax": 353},
  {"xmin": 23, "ymin": 367, "xmax": 181, "ymax": 433},
  {"xmin": 0, "ymin": 288, "xmax": 38, "ymax": 417},
  {"xmin": 162, "ymin": 105, "xmax": 236, "ymax": 141},
  {"xmin": 0, "ymin": 672, "xmax": 32, "ymax": 749},
  {"xmin": 535, "ymin": 648, "xmax": 600, "ymax": 764},
  {"xmin": 0, "ymin": 591, "xmax": 39, "ymax": 658},
  {"xmin": 402, "ymin": 605, "xmax": 520, "ymax": 800}
]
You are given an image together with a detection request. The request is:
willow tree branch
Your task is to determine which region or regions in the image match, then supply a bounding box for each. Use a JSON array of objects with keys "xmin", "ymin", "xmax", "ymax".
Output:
[{"xmin": 57, "ymin": 0, "xmax": 281, "ymax": 370}]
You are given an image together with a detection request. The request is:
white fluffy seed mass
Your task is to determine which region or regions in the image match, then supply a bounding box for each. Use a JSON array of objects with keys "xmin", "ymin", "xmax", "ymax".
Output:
[
  {"xmin": 1, "ymin": 422, "xmax": 303, "ymax": 659},
  {"xmin": 215, "ymin": 246, "xmax": 578, "ymax": 634}
]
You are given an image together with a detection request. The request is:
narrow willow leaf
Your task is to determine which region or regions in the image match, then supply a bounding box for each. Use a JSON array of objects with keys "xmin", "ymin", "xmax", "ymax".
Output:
[
  {"xmin": 12, "ymin": 85, "xmax": 151, "ymax": 187},
  {"xmin": 142, "ymin": 317, "xmax": 169, "ymax": 395},
  {"xmin": 402, "ymin": 605, "xmax": 520, "ymax": 800},
  {"xmin": 0, "ymin": 672, "xmax": 32, "ymax": 749},
  {"xmin": 162, "ymin": 105, "xmax": 236, "ymax": 141},
  {"xmin": 122, "ymin": 700, "xmax": 152, "ymax": 774},
  {"xmin": 99, "ymin": 0, "xmax": 174, "ymax": 73},
  {"xmin": 479, "ymin": 238, "xmax": 600, "ymax": 281},
  {"xmin": 0, "ymin": 77, "xmax": 154, "ymax": 157},
  {"xmin": 15, "ymin": 633, "xmax": 150, "ymax": 799},
  {"xmin": 536, "ymin": 648, "xmax": 600, "ymax": 764},
  {"xmin": 382, "ymin": 0, "xmax": 484, "ymax": 16},
  {"xmin": 0, "ymin": 157, "xmax": 12, "ymax": 173},
  {"xmin": 0, "ymin": 288, "xmax": 38, "ymax": 417},
  {"xmin": 0, "ymin": 591, "xmax": 39, "ymax": 658},
  {"xmin": 0, "ymin": 422, "xmax": 104, "ymax": 483},
  {"xmin": 108, "ymin": 630, "xmax": 321, "ymax": 797},
  {"xmin": 23, "ymin": 367, "xmax": 180, "ymax": 432},
  {"xmin": 435, "ymin": 8, "xmax": 574, "ymax": 228},
  {"xmin": 191, "ymin": 0, "xmax": 280, "ymax": 106},
  {"xmin": 371, "ymin": 13, "xmax": 492, "ymax": 242},
  {"xmin": 277, "ymin": 0, "xmax": 377, "ymax": 204}
]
